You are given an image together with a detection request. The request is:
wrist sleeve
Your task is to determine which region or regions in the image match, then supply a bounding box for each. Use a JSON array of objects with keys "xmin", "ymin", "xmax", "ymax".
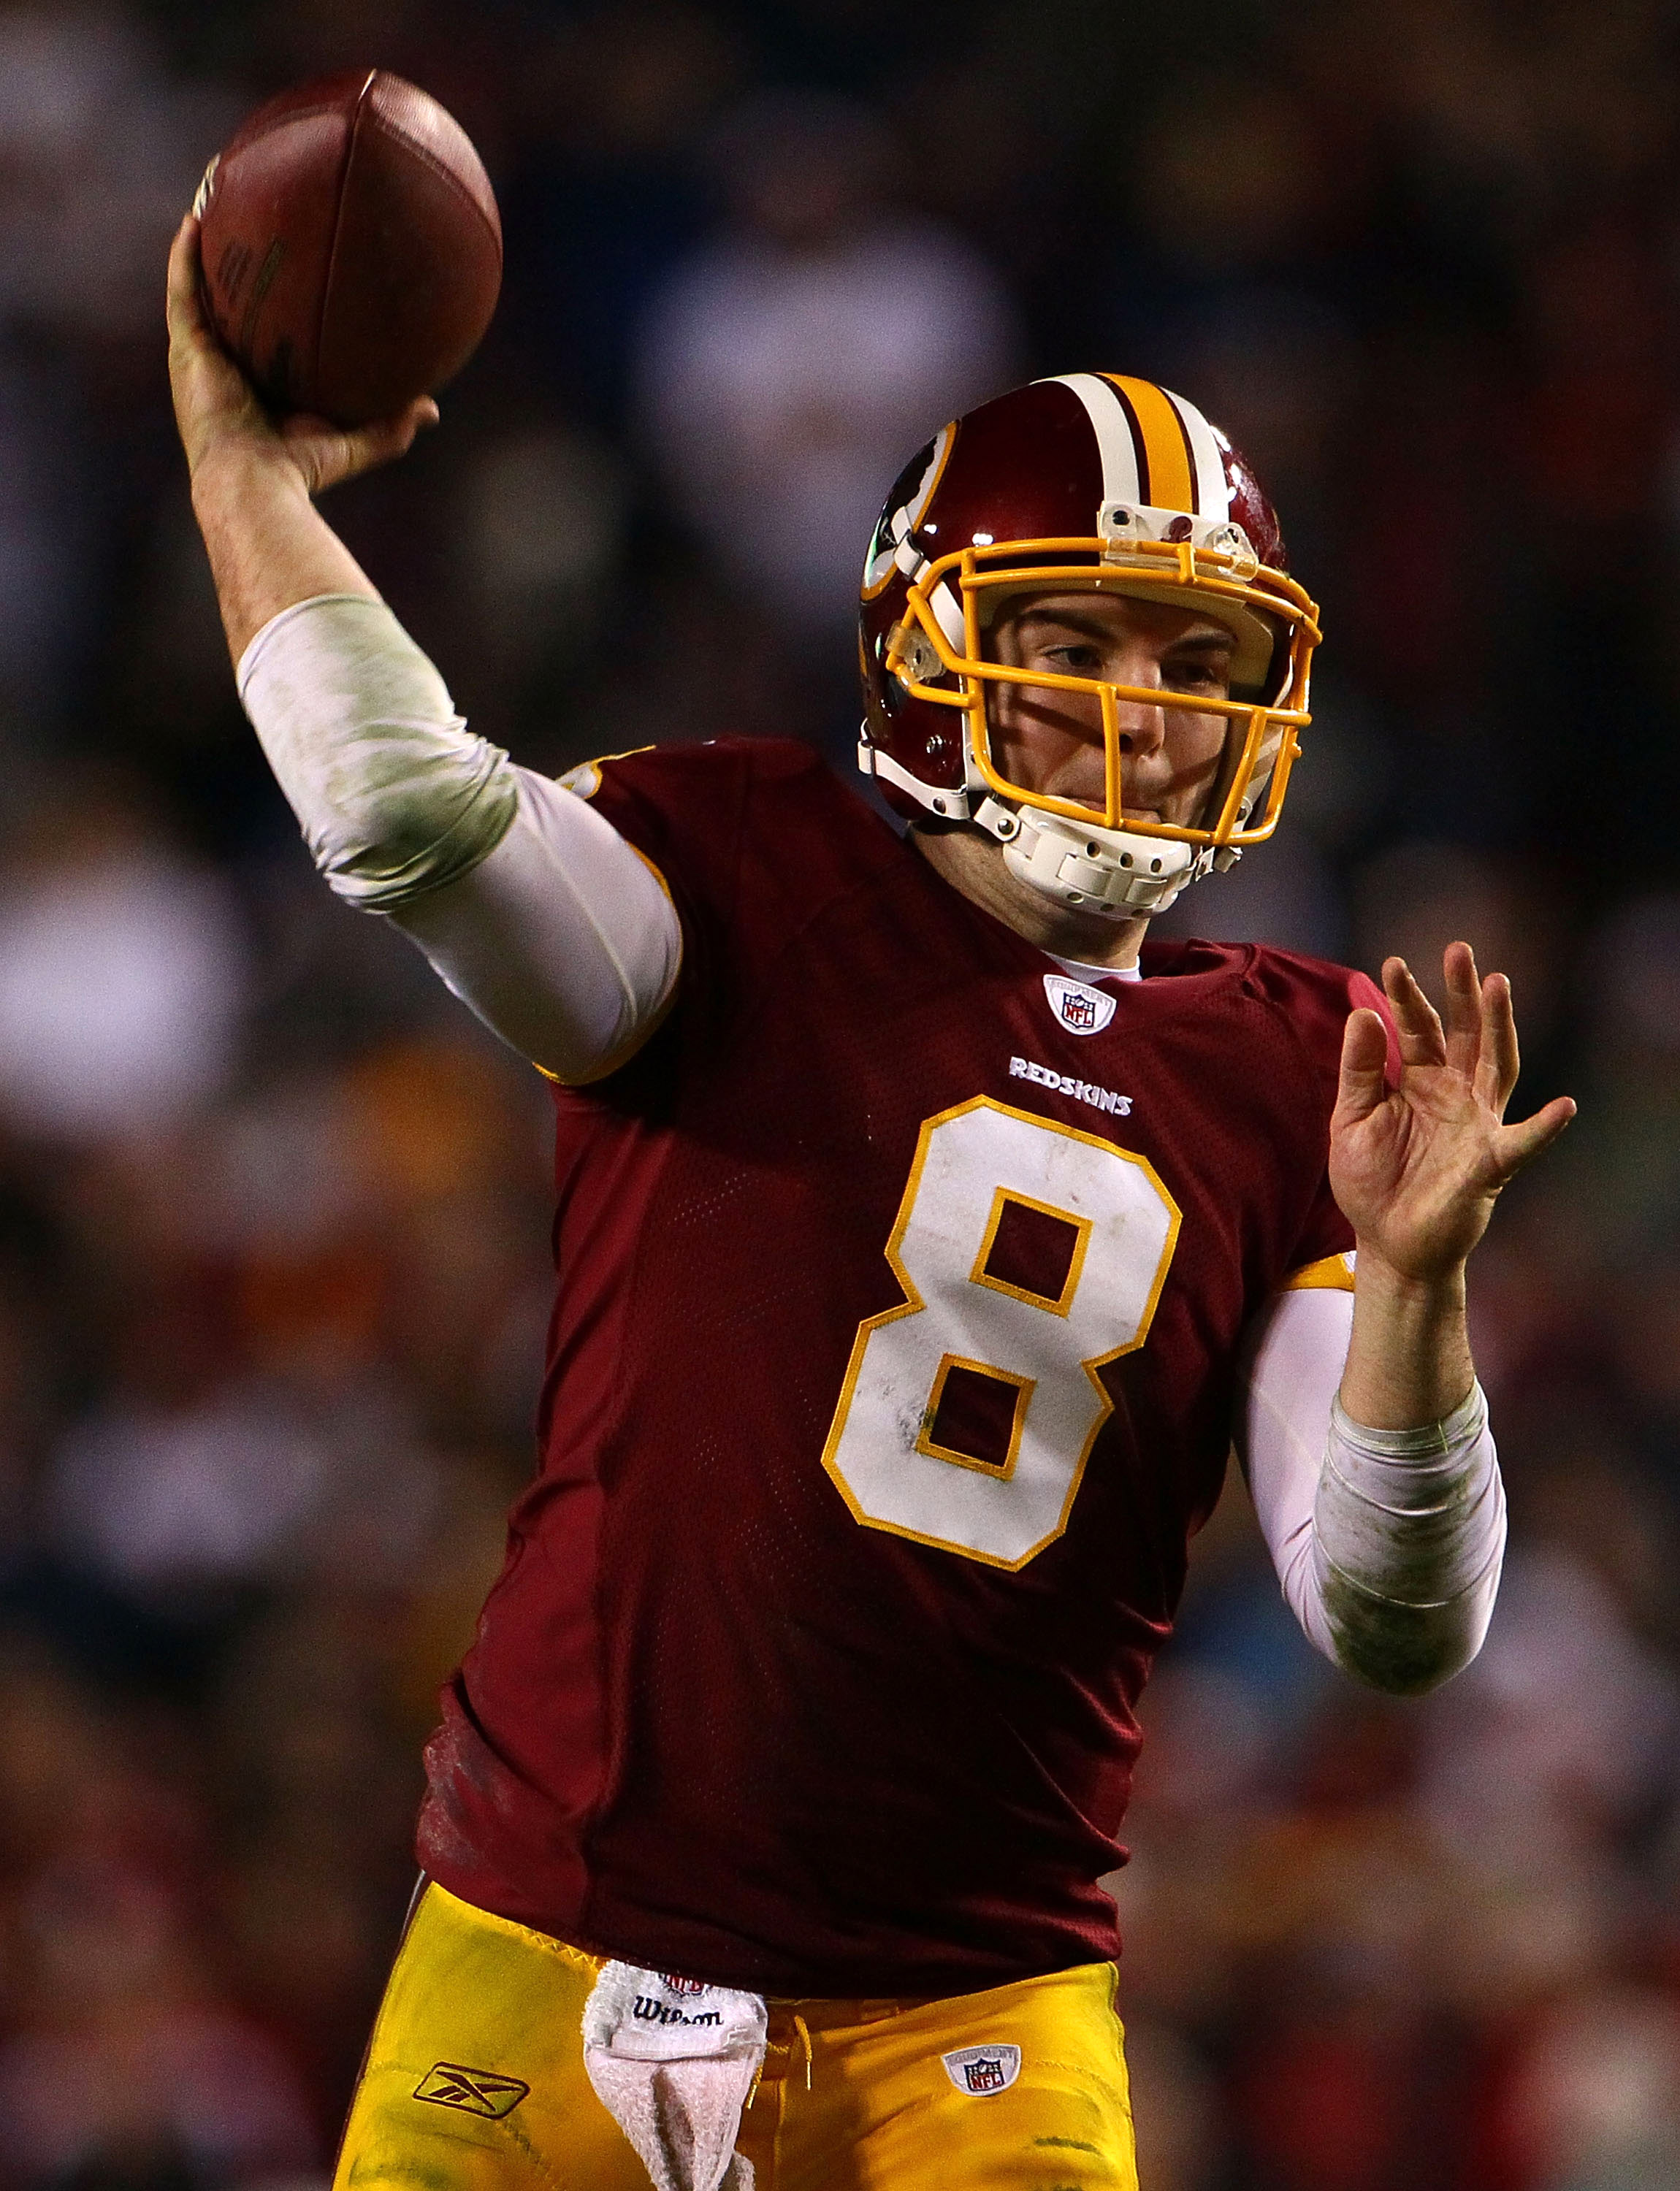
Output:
[
  {"xmin": 1314, "ymin": 1381, "xmax": 1504, "ymax": 1691},
  {"xmin": 1238, "ymin": 1287, "xmax": 1505, "ymax": 1694}
]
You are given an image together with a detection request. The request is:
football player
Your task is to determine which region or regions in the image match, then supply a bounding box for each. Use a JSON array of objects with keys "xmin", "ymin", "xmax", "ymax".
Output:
[{"xmin": 167, "ymin": 214, "xmax": 1573, "ymax": 2191}]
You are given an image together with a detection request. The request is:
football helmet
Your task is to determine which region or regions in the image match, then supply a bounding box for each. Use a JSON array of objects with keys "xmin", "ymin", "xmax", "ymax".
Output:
[{"xmin": 857, "ymin": 373, "xmax": 1321, "ymax": 917}]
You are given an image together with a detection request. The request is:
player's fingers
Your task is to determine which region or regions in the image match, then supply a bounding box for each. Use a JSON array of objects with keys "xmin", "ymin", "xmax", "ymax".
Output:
[
  {"xmin": 1382, "ymin": 957, "xmax": 1447, "ymax": 1067},
  {"xmin": 1441, "ymin": 941, "xmax": 1481, "ymax": 1078},
  {"xmin": 1491, "ymin": 1094, "xmax": 1576, "ymax": 1181},
  {"xmin": 1333, "ymin": 1006, "xmax": 1391, "ymax": 1125},
  {"xmin": 166, "ymin": 215, "xmax": 213, "ymax": 347},
  {"xmin": 165, "ymin": 218, "xmax": 196, "ymax": 346},
  {"xmin": 166, "ymin": 213, "xmax": 272, "ymax": 475},
  {"xmin": 167, "ymin": 213, "xmax": 267, "ymax": 423},
  {"xmin": 1474, "ymin": 971, "xmax": 1521, "ymax": 1114}
]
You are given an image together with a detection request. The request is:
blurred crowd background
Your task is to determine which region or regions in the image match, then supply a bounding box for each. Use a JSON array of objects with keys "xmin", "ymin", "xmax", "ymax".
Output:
[{"xmin": 0, "ymin": 0, "xmax": 1676, "ymax": 2185}]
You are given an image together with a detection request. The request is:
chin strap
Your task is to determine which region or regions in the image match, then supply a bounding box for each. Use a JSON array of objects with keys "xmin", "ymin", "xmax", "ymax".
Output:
[
  {"xmin": 858, "ymin": 733, "xmax": 1239, "ymax": 919},
  {"xmin": 988, "ymin": 803, "xmax": 1234, "ymax": 919}
]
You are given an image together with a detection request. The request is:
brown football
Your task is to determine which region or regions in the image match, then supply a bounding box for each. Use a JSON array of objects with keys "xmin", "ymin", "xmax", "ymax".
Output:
[{"xmin": 194, "ymin": 69, "xmax": 502, "ymax": 427}]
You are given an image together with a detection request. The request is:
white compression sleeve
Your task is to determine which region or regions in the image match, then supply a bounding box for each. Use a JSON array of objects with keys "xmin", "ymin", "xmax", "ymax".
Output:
[
  {"xmin": 237, "ymin": 594, "xmax": 681, "ymax": 1079},
  {"xmin": 1237, "ymin": 1285, "xmax": 1505, "ymax": 1694},
  {"xmin": 392, "ymin": 767, "xmax": 681, "ymax": 1082},
  {"xmin": 238, "ymin": 594, "xmax": 519, "ymax": 906}
]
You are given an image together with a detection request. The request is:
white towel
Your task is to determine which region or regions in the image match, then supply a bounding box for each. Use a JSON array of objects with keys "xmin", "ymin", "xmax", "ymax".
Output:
[{"xmin": 582, "ymin": 1962, "xmax": 768, "ymax": 2191}]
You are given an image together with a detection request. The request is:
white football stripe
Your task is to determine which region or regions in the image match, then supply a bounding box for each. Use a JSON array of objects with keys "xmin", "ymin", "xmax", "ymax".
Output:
[
  {"xmin": 1045, "ymin": 373, "xmax": 1141, "ymax": 508},
  {"xmin": 1165, "ymin": 387, "xmax": 1230, "ymax": 519}
]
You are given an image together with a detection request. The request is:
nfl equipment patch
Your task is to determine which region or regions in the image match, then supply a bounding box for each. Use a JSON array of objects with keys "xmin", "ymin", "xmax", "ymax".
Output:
[
  {"xmin": 942, "ymin": 2042, "xmax": 1022, "ymax": 2095},
  {"xmin": 414, "ymin": 2062, "xmax": 530, "ymax": 2118},
  {"xmin": 1042, "ymin": 973, "xmax": 1117, "ymax": 1036}
]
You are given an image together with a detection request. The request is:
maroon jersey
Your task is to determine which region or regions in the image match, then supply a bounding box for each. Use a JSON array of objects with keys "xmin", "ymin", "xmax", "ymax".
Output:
[{"xmin": 419, "ymin": 740, "xmax": 1386, "ymax": 1997}]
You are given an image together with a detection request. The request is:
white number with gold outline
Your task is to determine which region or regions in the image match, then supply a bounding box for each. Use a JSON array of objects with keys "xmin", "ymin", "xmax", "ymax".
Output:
[{"xmin": 820, "ymin": 1096, "xmax": 1180, "ymax": 1568}]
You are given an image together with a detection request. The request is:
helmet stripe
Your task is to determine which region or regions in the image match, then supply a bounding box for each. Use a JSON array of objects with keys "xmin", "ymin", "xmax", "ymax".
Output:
[
  {"xmin": 1045, "ymin": 373, "xmax": 1142, "ymax": 507},
  {"xmin": 1105, "ymin": 378, "xmax": 1153, "ymax": 502},
  {"xmin": 1163, "ymin": 388, "xmax": 1232, "ymax": 521},
  {"xmin": 1105, "ymin": 376, "xmax": 1196, "ymax": 513}
]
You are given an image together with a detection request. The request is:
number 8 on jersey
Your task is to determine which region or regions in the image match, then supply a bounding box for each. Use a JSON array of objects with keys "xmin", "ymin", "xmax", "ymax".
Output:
[{"xmin": 821, "ymin": 1097, "xmax": 1182, "ymax": 1568}]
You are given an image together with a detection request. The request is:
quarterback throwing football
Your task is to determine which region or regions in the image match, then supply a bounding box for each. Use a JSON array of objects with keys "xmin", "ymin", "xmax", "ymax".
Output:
[{"xmin": 167, "ymin": 215, "xmax": 1573, "ymax": 2190}]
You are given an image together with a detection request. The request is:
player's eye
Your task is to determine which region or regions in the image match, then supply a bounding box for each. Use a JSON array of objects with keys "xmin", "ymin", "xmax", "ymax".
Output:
[
  {"xmin": 1044, "ymin": 643, "xmax": 1102, "ymax": 673},
  {"xmin": 1165, "ymin": 656, "xmax": 1229, "ymax": 691}
]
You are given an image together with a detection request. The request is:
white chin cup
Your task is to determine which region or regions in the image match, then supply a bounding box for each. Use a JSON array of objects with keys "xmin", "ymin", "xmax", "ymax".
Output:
[{"xmin": 999, "ymin": 808, "xmax": 1220, "ymax": 918}]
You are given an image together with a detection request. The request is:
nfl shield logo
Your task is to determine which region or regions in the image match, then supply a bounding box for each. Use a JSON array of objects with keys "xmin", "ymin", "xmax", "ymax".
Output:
[
  {"xmin": 1042, "ymin": 973, "xmax": 1117, "ymax": 1036},
  {"xmin": 942, "ymin": 2043, "xmax": 1022, "ymax": 2096}
]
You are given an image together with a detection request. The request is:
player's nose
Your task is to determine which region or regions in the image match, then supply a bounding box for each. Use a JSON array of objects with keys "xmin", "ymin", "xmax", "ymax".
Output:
[
  {"xmin": 1108, "ymin": 646, "xmax": 1172, "ymax": 755},
  {"xmin": 1112, "ymin": 689, "xmax": 1168, "ymax": 757}
]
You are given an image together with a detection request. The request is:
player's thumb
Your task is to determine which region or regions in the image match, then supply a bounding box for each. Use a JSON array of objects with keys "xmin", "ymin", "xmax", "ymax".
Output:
[
  {"xmin": 279, "ymin": 399, "xmax": 436, "ymax": 494},
  {"xmin": 1334, "ymin": 1007, "xmax": 1391, "ymax": 1125},
  {"xmin": 345, "ymin": 398, "xmax": 440, "ymax": 475}
]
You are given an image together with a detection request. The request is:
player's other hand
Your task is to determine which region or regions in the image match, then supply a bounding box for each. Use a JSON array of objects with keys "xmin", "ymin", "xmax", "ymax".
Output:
[
  {"xmin": 167, "ymin": 215, "xmax": 437, "ymax": 499},
  {"xmin": 1329, "ymin": 941, "xmax": 1576, "ymax": 1287}
]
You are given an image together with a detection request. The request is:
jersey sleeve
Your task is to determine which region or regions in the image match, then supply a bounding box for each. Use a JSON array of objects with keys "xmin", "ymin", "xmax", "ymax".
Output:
[
  {"xmin": 389, "ymin": 765, "xmax": 683, "ymax": 1084},
  {"xmin": 560, "ymin": 744, "xmax": 745, "ymax": 917},
  {"xmin": 1277, "ymin": 966, "xmax": 1400, "ymax": 1289},
  {"xmin": 555, "ymin": 740, "xmax": 893, "ymax": 1079},
  {"xmin": 543, "ymin": 741, "xmax": 753, "ymax": 1085},
  {"xmin": 557, "ymin": 741, "xmax": 793, "ymax": 984}
]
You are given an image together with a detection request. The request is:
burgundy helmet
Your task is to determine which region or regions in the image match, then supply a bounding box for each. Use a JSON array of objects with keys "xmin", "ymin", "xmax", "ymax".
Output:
[{"xmin": 857, "ymin": 372, "xmax": 1321, "ymax": 917}]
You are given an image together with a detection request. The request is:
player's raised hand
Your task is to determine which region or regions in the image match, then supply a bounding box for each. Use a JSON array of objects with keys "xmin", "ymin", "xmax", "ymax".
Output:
[
  {"xmin": 1329, "ymin": 941, "xmax": 1576, "ymax": 1285},
  {"xmin": 167, "ymin": 215, "xmax": 436, "ymax": 497}
]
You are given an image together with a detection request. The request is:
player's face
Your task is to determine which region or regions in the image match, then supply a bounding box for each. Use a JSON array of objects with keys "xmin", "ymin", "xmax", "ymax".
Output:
[{"xmin": 986, "ymin": 592, "xmax": 1237, "ymax": 827}]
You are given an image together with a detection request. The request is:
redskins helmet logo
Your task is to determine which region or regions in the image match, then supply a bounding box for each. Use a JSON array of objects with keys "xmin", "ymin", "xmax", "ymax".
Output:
[{"xmin": 861, "ymin": 425, "xmax": 953, "ymax": 597}]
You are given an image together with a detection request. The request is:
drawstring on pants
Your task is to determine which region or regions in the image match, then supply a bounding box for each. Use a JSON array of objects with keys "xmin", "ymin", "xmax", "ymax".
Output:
[{"xmin": 791, "ymin": 2012, "xmax": 814, "ymax": 2090}]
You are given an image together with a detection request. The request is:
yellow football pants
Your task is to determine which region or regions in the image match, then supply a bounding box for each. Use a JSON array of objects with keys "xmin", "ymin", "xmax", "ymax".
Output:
[{"xmin": 334, "ymin": 1881, "xmax": 1137, "ymax": 2189}]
